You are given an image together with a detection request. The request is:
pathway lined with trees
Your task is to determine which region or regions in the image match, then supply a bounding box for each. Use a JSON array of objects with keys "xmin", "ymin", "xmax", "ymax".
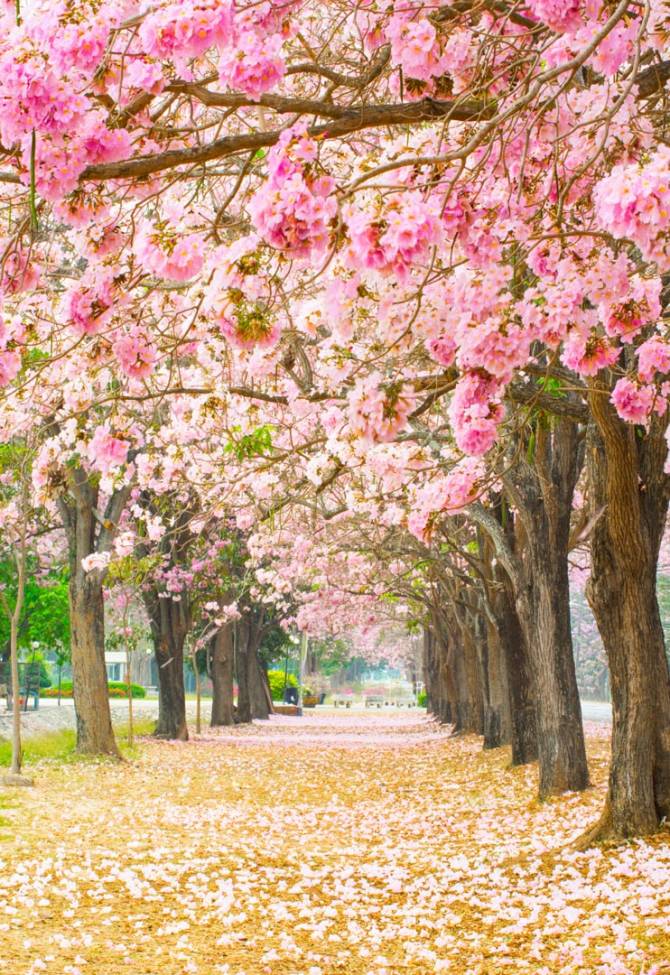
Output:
[
  {"xmin": 2, "ymin": 712, "xmax": 669, "ymax": 975},
  {"xmin": 1, "ymin": 3, "xmax": 670, "ymax": 969}
]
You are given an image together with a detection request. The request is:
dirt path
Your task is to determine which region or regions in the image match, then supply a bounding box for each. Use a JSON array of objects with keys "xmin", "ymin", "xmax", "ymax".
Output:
[{"xmin": 0, "ymin": 713, "xmax": 668, "ymax": 975}]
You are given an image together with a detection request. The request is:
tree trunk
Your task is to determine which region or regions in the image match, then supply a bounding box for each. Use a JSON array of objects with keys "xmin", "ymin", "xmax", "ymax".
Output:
[
  {"xmin": 493, "ymin": 570, "xmax": 537, "ymax": 765},
  {"xmin": 583, "ymin": 393, "xmax": 670, "ymax": 840},
  {"xmin": 457, "ymin": 609, "xmax": 485, "ymax": 735},
  {"xmin": 443, "ymin": 619, "xmax": 475, "ymax": 733},
  {"xmin": 506, "ymin": 420, "xmax": 589, "ymax": 797},
  {"xmin": 482, "ymin": 613, "xmax": 511, "ymax": 750},
  {"xmin": 428, "ymin": 613, "xmax": 456, "ymax": 725},
  {"xmin": 210, "ymin": 624, "xmax": 235, "ymax": 727},
  {"xmin": 235, "ymin": 618, "xmax": 252, "ymax": 724},
  {"xmin": 422, "ymin": 626, "xmax": 444, "ymax": 718},
  {"xmin": 235, "ymin": 610, "xmax": 270, "ymax": 723},
  {"xmin": 59, "ymin": 474, "xmax": 120, "ymax": 758},
  {"xmin": 144, "ymin": 593, "xmax": 189, "ymax": 741},
  {"xmin": 70, "ymin": 571, "xmax": 119, "ymax": 756},
  {"xmin": 249, "ymin": 651, "xmax": 272, "ymax": 720}
]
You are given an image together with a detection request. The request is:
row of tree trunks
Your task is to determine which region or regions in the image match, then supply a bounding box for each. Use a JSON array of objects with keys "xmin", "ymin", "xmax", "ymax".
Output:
[
  {"xmin": 424, "ymin": 395, "xmax": 670, "ymax": 840},
  {"xmin": 424, "ymin": 420, "xmax": 587, "ymax": 802}
]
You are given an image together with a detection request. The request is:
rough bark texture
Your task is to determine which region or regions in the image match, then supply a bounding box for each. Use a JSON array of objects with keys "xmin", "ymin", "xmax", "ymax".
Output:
[
  {"xmin": 492, "ymin": 569, "xmax": 538, "ymax": 766},
  {"xmin": 482, "ymin": 611, "xmax": 512, "ymax": 750},
  {"xmin": 235, "ymin": 612, "xmax": 271, "ymax": 723},
  {"xmin": 139, "ymin": 500, "xmax": 196, "ymax": 742},
  {"xmin": 249, "ymin": 652, "xmax": 272, "ymax": 720},
  {"xmin": 584, "ymin": 390, "xmax": 670, "ymax": 840},
  {"xmin": 458, "ymin": 608, "xmax": 486, "ymax": 736},
  {"xmin": 507, "ymin": 420, "xmax": 589, "ymax": 798},
  {"xmin": 423, "ymin": 623, "xmax": 452, "ymax": 724},
  {"xmin": 430, "ymin": 608, "xmax": 481, "ymax": 734},
  {"xmin": 58, "ymin": 469, "xmax": 123, "ymax": 758},
  {"xmin": 210, "ymin": 624, "xmax": 235, "ymax": 727},
  {"xmin": 69, "ymin": 573, "xmax": 119, "ymax": 756},
  {"xmin": 144, "ymin": 591, "xmax": 189, "ymax": 741}
]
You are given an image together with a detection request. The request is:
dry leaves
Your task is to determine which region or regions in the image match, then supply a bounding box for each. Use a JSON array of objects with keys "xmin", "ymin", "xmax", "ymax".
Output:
[{"xmin": 0, "ymin": 713, "xmax": 668, "ymax": 975}]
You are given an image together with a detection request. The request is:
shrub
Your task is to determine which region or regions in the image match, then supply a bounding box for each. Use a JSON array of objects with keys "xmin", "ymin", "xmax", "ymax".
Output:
[
  {"xmin": 267, "ymin": 669, "xmax": 297, "ymax": 701},
  {"xmin": 418, "ymin": 690, "xmax": 427, "ymax": 708},
  {"xmin": 40, "ymin": 681, "xmax": 146, "ymax": 699}
]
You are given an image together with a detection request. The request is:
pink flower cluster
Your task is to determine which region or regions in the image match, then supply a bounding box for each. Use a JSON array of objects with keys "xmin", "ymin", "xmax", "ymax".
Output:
[
  {"xmin": 0, "ymin": 247, "xmax": 40, "ymax": 295},
  {"xmin": 561, "ymin": 331, "xmax": 618, "ymax": 376},
  {"xmin": 526, "ymin": 0, "xmax": 584, "ymax": 33},
  {"xmin": 407, "ymin": 459, "xmax": 482, "ymax": 541},
  {"xmin": 64, "ymin": 270, "xmax": 116, "ymax": 336},
  {"xmin": 138, "ymin": 0, "xmax": 233, "ymax": 59},
  {"xmin": 113, "ymin": 330, "xmax": 158, "ymax": 380},
  {"xmin": 204, "ymin": 236, "xmax": 281, "ymax": 348},
  {"xmin": 0, "ymin": 348, "xmax": 20, "ymax": 387},
  {"xmin": 448, "ymin": 372, "xmax": 504, "ymax": 456},
  {"xmin": 344, "ymin": 193, "xmax": 440, "ymax": 280},
  {"xmin": 594, "ymin": 147, "xmax": 670, "ymax": 269},
  {"xmin": 218, "ymin": 31, "xmax": 285, "ymax": 98},
  {"xmin": 249, "ymin": 125, "xmax": 336, "ymax": 257},
  {"xmin": 0, "ymin": 51, "xmax": 87, "ymax": 145},
  {"xmin": 637, "ymin": 336, "xmax": 670, "ymax": 383},
  {"xmin": 600, "ymin": 276, "xmax": 661, "ymax": 344},
  {"xmin": 46, "ymin": 18, "xmax": 109, "ymax": 75},
  {"xmin": 611, "ymin": 378, "xmax": 655, "ymax": 425},
  {"xmin": 134, "ymin": 226, "xmax": 204, "ymax": 281},
  {"xmin": 348, "ymin": 373, "xmax": 414, "ymax": 444},
  {"xmin": 122, "ymin": 59, "xmax": 166, "ymax": 100},
  {"xmin": 87, "ymin": 425, "xmax": 130, "ymax": 474},
  {"xmin": 387, "ymin": 15, "xmax": 446, "ymax": 83}
]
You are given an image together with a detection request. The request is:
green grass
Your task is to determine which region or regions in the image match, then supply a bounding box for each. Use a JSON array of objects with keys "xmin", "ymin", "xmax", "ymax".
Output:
[{"xmin": 0, "ymin": 718, "xmax": 157, "ymax": 768}]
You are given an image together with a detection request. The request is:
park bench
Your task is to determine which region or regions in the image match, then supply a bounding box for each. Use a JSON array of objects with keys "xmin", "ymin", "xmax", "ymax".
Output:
[
  {"xmin": 391, "ymin": 696, "xmax": 416, "ymax": 708},
  {"xmin": 303, "ymin": 692, "xmax": 326, "ymax": 708},
  {"xmin": 1, "ymin": 662, "xmax": 41, "ymax": 712},
  {"xmin": 273, "ymin": 704, "xmax": 300, "ymax": 716},
  {"xmin": 333, "ymin": 694, "xmax": 353, "ymax": 708},
  {"xmin": 364, "ymin": 694, "xmax": 385, "ymax": 709}
]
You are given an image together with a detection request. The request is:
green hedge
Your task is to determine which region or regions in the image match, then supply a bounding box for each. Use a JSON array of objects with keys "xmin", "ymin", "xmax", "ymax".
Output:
[
  {"xmin": 418, "ymin": 690, "xmax": 427, "ymax": 708},
  {"xmin": 41, "ymin": 681, "xmax": 147, "ymax": 699},
  {"xmin": 267, "ymin": 669, "xmax": 297, "ymax": 702}
]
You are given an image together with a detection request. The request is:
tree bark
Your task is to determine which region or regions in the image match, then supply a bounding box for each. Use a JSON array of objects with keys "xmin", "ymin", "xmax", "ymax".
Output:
[
  {"xmin": 583, "ymin": 392, "xmax": 670, "ymax": 840},
  {"xmin": 58, "ymin": 470, "xmax": 121, "ymax": 758},
  {"xmin": 249, "ymin": 650, "xmax": 272, "ymax": 720},
  {"xmin": 235, "ymin": 613, "xmax": 271, "ymax": 722},
  {"xmin": 455, "ymin": 606, "xmax": 485, "ymax": 735},
  {"xmin": 482, "ymin": 611, "xmax": 511, "ymax": 750},
  {"xmin": 69, "ymin": 571, "xmax": 119, "ymax": 756},
  {"xmin": 144, "ymin": 592, "xmax": 189, "ymax": 741},
  {"xmin": 422, "ymin": 626, "xmax": 440, "ymax": 717},
  {"xmin": 210, "ymin": 624, "xmax": 235, "ymax": 727},
  {"xmin": 492, "ymin": 569, "xmax": 538, "ymax": 765},
  {"xmin": 507, "ymin": 420, "xmax": 589, "ymax": 798},
  {"xmin": 235, "ymin": 617, "xmax": 253, "ymax": 724}
]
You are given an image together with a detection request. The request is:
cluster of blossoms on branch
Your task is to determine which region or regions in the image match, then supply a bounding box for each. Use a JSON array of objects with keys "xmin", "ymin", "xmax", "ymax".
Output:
[{"xmin": 2, "ymin": 0, "xmax": 670, "ymax": 614}]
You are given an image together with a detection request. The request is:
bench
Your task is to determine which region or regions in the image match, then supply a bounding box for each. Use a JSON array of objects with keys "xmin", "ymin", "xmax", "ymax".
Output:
[
  {"xmin": 364, "ymin": 695, "xmax": 385, "ymax": 709},
  {"xmin": 6, "ymin": 687, "xmax": 40, "ymax": 711}
]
